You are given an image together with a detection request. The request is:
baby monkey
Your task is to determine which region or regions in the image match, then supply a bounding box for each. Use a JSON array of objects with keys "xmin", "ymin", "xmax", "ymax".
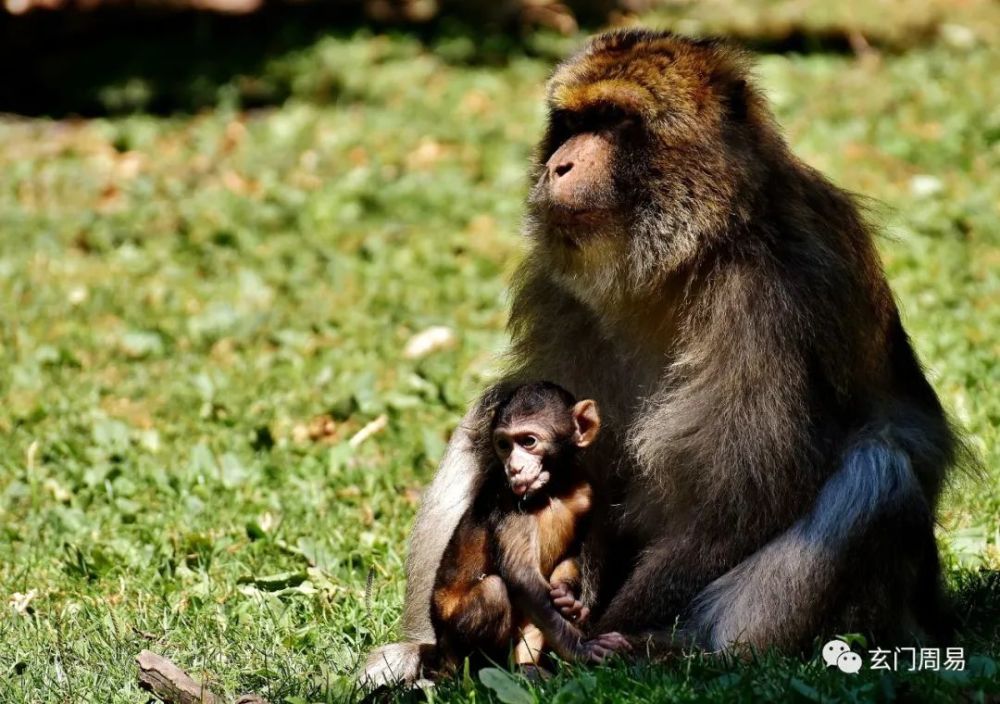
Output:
[{"xmin": 429, "ymin": 382, "xmax": 629, "ymax": 674}]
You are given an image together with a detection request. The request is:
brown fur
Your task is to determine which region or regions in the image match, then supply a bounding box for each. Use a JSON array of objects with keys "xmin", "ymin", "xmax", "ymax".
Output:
[
  {"xmin": 517, "ymin": 30, "xmax": 959, "ymax": 647},
  {"xmin": 428, "ymin": 384, "xmax": 619, "ymax": 673},
  {"xmin": 362, "ymin": 30, "xmax": 962, "ymax": 687}
]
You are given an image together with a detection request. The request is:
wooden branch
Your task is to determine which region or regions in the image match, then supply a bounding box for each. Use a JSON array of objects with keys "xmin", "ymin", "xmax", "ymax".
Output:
[{"xmin": 136, "ymin": 650, "xmax": 269, "ymax": 704}]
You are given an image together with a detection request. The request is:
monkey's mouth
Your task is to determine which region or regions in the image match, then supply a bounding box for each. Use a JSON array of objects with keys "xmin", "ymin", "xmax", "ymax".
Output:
[
  {"xmin": 530, "ymin": 202, "xmax": 619, "ymax": 253},
  {"xmin": 511, "ymin": 472, "xmax": 550, "ymax": 498},
  {"xmin": 530, "ymin": 189, "xmax": 611, "ymax": 226},
  {"xmin": 543, "ymin": 204, "xmax": 610, "ymax": 230}
]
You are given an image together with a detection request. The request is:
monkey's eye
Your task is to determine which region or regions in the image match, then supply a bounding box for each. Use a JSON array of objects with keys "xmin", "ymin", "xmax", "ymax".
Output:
[
  {"xmin": 495, "ymin": 438, "xmax": 512, "ymax": 453},
  {"xmin": 521, "ymin": 435, "xmax": 538, "ymax": 449},
  {"xmin": 615, "ymin": 114, "xmax": 639, "ymax": 130},
  {"xmin": 597, "ymin": 104, "xmax": 626, "ymax": 124},
  {"xmin": 552, "ymin": 109, "xmax": 583, "ymax": 135},
  {"xmin": 590, "ymin": 104, "xmax": 638, "ymax": 132}
]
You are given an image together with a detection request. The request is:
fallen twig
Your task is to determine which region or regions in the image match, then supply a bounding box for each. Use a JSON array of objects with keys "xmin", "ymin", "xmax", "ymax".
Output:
[
  {"xmin": 136, "ymin": 650, "xmax": 269, "ymax": 704},
  {"xmin": 348, "ymin": 414, "xmax": 388, "ymax": 448}
]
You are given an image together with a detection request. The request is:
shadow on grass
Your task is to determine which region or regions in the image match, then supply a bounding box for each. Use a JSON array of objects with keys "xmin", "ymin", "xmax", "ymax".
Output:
[
  {"xmin": 0, "ymin": 3, "xmax": 948, "ymax": 119},
  {"xmin": 0, "ymin": 5, "xmax": 562, "ymax": 118}
]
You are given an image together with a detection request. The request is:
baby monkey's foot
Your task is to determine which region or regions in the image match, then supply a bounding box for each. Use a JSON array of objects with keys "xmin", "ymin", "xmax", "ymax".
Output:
[
  {"xmin": 580, "ymin": 632, "xmax": 632, "ymax": 664},
  {"xmin": 550, "ymin": 583, "xmax": 589, "ymax": 623}
]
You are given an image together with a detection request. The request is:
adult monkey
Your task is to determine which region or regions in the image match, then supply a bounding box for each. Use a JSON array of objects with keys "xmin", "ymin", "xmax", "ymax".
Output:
[{"xmin": 363, "ymin": 29, "xmax": 960, "ymax": 684}]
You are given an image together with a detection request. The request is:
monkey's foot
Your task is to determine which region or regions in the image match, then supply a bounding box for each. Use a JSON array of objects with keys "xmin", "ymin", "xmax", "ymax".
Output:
[
  {"xmin": 580, "ymin": 632, "xmax": 632, "ymax": 663},
  {"xmin": 358, "ymin": 641, "xmax": 425, "ymax": 688},
  {"xmin": 550, "ymin": 583, "xmax": 589, "ymax": 623}
]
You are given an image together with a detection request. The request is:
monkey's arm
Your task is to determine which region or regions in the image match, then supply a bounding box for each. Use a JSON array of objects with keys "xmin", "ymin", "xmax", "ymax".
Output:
[
  {"xmin": 495, "ymin": 520, "xmax": 583, "ymax": 658},
  {"xmin": 548, "ymin": 557, "xmax": 589, "ymax": 623},
  {"xmin": 593, "ymin": 529, "xmax": 733, "ymax": 637},
  {"xmin": 399, "ymin": 416, "xmax": 482, "ymax": 644},
  {"xmin": 360, "ymin": 408, "xmax": 483, "ymax": 686},
  {"xmin": 496, "ymin": 522, "xmax": 627, "ymax": 662},
  {"xmin": 593, "ymin": 264, "xmax": 818, "ymax": 638},
  {"xmin": 548, "ymin": 557, "xmax": 581, "ymax": 590}
]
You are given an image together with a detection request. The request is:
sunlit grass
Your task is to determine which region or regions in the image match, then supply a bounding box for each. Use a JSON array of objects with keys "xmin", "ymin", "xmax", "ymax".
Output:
[{"xmin": 0, "ymin": 3, "xmax": 997, "ymax": 701}]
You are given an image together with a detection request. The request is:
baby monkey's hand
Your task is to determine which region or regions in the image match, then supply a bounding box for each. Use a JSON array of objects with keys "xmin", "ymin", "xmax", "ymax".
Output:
[
  {"xmin": 550, "ymin": 582, "xmax": 589, "ymax": 623},
  {"xmin": 580, "ymin": 632, "xmax": 632, "ymax": 663}
]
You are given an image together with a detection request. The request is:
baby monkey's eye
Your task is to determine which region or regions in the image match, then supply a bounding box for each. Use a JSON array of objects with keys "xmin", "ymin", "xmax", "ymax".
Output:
[
  {"xmin": 521, "ymin": 435, "xmax": 538, "ymax": 448},
  {"xmin": 495, "ymin": 438, "xmax": 512, "ymax": 452}
]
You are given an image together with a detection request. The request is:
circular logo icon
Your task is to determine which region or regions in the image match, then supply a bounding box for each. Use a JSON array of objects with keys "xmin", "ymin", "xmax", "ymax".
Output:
[
  {"xmin": 837, "ymin": 651, "xmax": 863, "ymax": 674},
  {"xmin": 822, "ymin": 639, "xmax": 863, "ymax": 674},
  {"xmin": 822, "ymin": 639, "xmax": 850, "ymax": 667}
]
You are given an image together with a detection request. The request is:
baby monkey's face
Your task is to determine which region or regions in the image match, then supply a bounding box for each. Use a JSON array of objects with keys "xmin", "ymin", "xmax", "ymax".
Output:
[
  {"xmin": 492, "ymin": 398, "xmax": 600, "ymax": 499},
  {"xmin": 493, "ymin": 422, "xmax": 556, "ymax": 498}
]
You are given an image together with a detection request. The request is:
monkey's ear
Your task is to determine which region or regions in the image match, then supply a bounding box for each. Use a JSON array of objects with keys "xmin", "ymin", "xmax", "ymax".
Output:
[{"xmin": 572, "ymin": 400, "xmax": 601, "ymax": 448}]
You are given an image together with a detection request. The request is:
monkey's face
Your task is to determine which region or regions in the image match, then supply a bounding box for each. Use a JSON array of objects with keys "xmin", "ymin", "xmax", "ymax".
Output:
[
  {"xmin": 526, "ymin": 30, "xmax": 771, "ymax": 301},
  {"xmin": 493, "ymin": 427, "xmax": 553, "ymax": 498},
  {"xmin": 526, "ymin": 104, "xmax": 640, "ymax": 288},
  {"xmin": 493, "ymin": 398, "xmax": 601, "ymax": 499}
]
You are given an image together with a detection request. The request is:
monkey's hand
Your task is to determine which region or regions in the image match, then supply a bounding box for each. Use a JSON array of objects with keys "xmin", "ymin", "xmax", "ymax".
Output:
[
  {"xmin": 579, "ymin": 632, "xmax": 632, "ymax": 663},
  {"xmin": 550, "ymin": 583, "xmax": 589, "ymax": 623}
]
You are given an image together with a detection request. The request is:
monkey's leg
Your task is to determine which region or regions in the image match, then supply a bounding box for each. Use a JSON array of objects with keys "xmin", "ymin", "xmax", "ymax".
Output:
[
  {"xmin": 592, "ymin": 521, "xmax": 735, "ymax": 642},
  {"xmin": 513, "ymin": 623, "xmax": 546, "ymax": 666},
  {"xmin": 594, "ymin": 437, "xmax": 939, "ymax": 654},
  {"xmin": 439, "ymin": 575, "xmax": 514, "ymax": 651},
  {"xmin": 686, "ymin": 438, "xmax": 935, "ymax": 652}
]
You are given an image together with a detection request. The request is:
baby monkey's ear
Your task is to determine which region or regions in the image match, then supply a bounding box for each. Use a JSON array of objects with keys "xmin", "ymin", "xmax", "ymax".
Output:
[{"xmin": 571, "ymin": 400, "xmax": 601, "ymax": 448}]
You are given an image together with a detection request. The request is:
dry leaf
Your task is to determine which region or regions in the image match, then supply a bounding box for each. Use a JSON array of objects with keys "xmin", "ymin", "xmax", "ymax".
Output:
[
  {"xmin": 403, "ymin": 325, "xmax": 456, "ymax": 359},
  {"xmin": 9, "ymin": 589, "xmax": 37, "ymax": 614}
]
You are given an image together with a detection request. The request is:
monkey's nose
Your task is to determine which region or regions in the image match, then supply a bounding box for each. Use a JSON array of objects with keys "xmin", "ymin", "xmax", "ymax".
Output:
[{"xmin": 551, "ymin": 161, "xmax": 574, "ymax": 178}]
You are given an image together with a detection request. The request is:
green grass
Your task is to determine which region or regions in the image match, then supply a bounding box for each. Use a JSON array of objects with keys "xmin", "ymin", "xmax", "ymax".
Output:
[{"xmin": 0, "ymin": 2, "xmax": 998, "ymax": 702}]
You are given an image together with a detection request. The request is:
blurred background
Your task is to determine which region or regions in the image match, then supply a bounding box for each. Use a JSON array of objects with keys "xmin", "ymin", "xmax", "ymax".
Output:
[{"xmin": 0, "ymin": 1, "xmax": 997, "ymax": 702}]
